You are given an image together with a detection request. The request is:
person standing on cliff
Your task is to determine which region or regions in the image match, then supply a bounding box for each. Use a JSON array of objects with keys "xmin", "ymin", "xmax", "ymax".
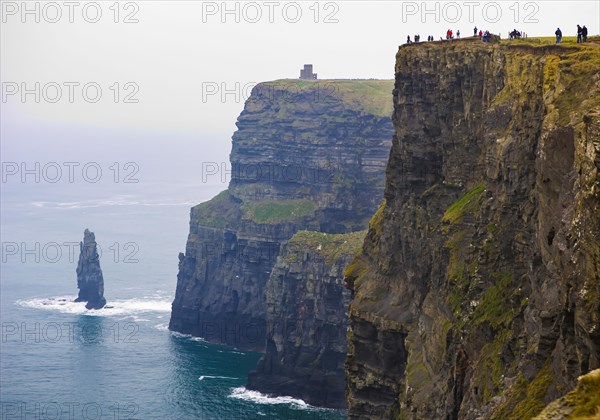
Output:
[
  {"xmin": 457, "ymin": 30, "xmax": 461, "ymax": 38},
  {"xmin": 577, "ymin": 24, "xmax": 583, "ymax": 43},
  {"xmin": 407, "ymin": 35, "xmax": 412, "ymax": 43},
  {"xmin": 582, "ymin": 25, "xmax": 588, "ymax": 42},
  {"xmin": 555, "ymin": 27, "xmax": 562, "ymax": 43},
  {"xmin": 474, "ymin": 26, "xmax": 478, "ymax": 36}
]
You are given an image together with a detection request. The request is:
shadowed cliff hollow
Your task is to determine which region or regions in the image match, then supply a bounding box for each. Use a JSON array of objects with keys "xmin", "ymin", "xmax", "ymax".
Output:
[
  {"xmin": 345, "ymin": 39, "xmax": 600, "ymax": 419},
  {"xmin": 169, "ymin": 80, "xmax": 394, "ymax": 352}
]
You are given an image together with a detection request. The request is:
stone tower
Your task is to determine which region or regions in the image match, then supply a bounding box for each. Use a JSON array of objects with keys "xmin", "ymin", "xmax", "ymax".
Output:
[{"xmin": 299, "ymin": 64, "xmax": 317, "ymax": 80}]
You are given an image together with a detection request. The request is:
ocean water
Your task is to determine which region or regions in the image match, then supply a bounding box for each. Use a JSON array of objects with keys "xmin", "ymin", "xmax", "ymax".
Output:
[{"xmin": 0, "ymin": 168, "xmax": 345, "ymax": 420}]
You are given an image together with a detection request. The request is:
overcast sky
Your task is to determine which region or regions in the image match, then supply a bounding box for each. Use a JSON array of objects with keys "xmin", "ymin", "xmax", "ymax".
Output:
[{"xmin": 2, "ymin": 1, "xmax": 599, "ymax": 176}]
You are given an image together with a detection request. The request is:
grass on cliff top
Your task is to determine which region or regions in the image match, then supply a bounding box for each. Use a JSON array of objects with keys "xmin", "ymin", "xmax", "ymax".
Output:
[
  {"xmin": 287, "ymin": 230, "xmax": 367, "ymax": 264},
  {"xmin": 551, "ymin": 45, "xmax": 600, "ymax": 125},
  {"xmin": 192, "ymin": 190, "xmax": 240, "ymax": 228},
  {"xmin": 241, "ymin": 199, "xmax": 316, "ymax": 224},
  {"xmin": 493, "ymin": 36, "xmax": 600, "ymax": 125},
  {"xmin": 501, "ymin": 35, "xmax": 600, "ymax": 47},
  {"xmin": 256, "ymin": 79, "xmax": 394, "ymax": 117}
]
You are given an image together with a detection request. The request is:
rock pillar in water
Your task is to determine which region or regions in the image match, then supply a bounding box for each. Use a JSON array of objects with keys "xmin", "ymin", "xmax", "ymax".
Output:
[{"xmin": 74, "ymin": 229, "xmax": 106, "ymax": 310}]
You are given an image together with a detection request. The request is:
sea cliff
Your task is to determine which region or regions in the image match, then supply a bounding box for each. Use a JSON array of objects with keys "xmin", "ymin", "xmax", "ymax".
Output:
[
  {"xmin": 247, "ymin": 230, "xmax": 364, "ymax": 408},
  {"xmin": 169, "ymin": 80, "xmax": 394, "ymax": 354},
  {"xmin": 345, "ymin": 38, "xmax": 600, "ymax": 419}
]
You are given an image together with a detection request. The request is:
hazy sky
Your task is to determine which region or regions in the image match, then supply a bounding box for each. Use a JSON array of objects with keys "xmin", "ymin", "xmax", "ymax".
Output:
[{"xmin": 2, "ymin": 1, "xmax": 599, "ymax": 167}]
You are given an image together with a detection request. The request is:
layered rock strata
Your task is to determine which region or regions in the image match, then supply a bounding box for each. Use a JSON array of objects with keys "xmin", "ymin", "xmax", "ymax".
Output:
[
  {"xmin": 170, "ymin": 80, "xmax": 394, "ymax": 351},
  {"xmin": 345, "ymin": 39, "xmax": 600, "ymax": 419},
  {"xmin": 247, "ymin": 230, "xmax": 365, "ymax": 408}
]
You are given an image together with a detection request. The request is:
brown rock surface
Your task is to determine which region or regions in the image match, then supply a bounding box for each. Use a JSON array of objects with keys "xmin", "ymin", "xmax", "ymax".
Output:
[{"xmin": 345, "ymin": 40, "xmax": 600, "ymax": 419}]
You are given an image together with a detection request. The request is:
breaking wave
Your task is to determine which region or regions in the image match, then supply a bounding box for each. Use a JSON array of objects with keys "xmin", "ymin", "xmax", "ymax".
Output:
[
  {"xmin": 16, "ymin": 295, "xmax": 172, "ymax": 317},
  {"xmin": 229, "ymin": 387, "xmax": 310, "ymax": 409}
]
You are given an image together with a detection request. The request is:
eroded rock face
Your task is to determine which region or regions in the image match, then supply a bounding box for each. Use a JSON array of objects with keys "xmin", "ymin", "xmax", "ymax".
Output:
[
  {"xmin": 345, "ymin": 41, "xmax": 600, "ymax": 419},
  {"xmin": 75, "ymin": 229, "xmax": 106, "ymax": 310},
  {"xmin": 247, "ymin": 230, "xmax": 364, "ymax": 408},
  {"xmin": 169, "ymin": 80, "xmax": 394, "ymax": 351}
]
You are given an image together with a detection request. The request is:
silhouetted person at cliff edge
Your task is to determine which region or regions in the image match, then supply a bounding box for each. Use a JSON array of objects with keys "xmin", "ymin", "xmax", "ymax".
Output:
[{"xmin": 555, "ymin": 28, "xmax": 562, "ymax": 43}]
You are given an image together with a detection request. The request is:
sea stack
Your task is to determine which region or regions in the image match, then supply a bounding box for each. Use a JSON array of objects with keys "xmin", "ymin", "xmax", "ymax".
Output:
[{"xmin": 75, "ymin": 229, "xmax": 106, "ymax": 310}]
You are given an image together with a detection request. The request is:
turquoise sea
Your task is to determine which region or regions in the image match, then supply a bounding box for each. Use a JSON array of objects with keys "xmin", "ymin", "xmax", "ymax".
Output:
[{"xmin": 0, "ymin": 133, "xmax": 346, "ymax": 420}]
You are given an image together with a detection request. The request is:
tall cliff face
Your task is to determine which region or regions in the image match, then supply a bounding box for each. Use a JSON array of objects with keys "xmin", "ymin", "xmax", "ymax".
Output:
[
  {"xmin": 170, "ymin": 80, "xmax": 394, "ymax": 350},
  {"xmin": 247, "ymin": 230, "xmax": 364, "ymax": 408},
  {"xmin": 228, "ymin": 80, "xmax": 394, "ymax": 225},
  {"xmin": 345, "ymin": 39, "xmax": 600, "ymax": 419},
  {"xmin": 75, "ymin": 229, "xmax": 106, "ymax": 310}
]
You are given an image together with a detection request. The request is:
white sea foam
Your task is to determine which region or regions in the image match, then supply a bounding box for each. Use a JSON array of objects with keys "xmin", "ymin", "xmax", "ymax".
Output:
[
  {"xmin": 168, "ymin": 331, "xmax": 208, "ymax": 343},
  {"xmin": 31, "ymin": 196, "xmax": 196, "ymax": 210},
  {"xmin": 130, "ymin": 316, "xmax": 151, "ymax": 323},
  {"xmin": 16, "ymin": 295, "xmax": 172, "ymax": 317},
  {"xmin": 154, "ymin": 323, "xmax": 169, "ymax": 331},
  {"xmin": 229, "ymin": 387, "xmax": 310, "ymax": 408},
  {"xmin": 198, "ymin": 375, "xmax": 237, "ymax": 381}
]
